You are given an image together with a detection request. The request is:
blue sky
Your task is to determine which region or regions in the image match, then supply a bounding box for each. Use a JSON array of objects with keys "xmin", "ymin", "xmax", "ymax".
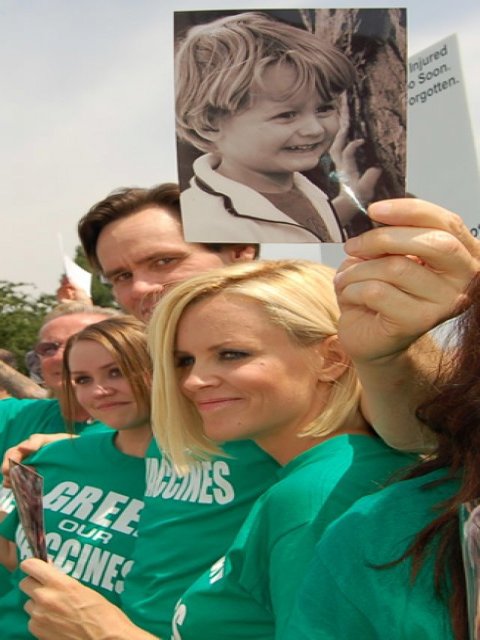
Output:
[{"xmin": 1, "ymin": 0, "xmax": 479, "ymax": 294}]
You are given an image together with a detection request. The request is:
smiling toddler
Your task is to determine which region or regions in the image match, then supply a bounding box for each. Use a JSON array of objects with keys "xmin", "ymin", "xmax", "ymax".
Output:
[{"xmin": 175, "ymin": 12, "xmax": 356, "ymax": 243}]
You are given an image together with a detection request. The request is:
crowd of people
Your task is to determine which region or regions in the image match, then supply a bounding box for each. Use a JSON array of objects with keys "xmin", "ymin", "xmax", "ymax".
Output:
[
  {"xmin": 1, "ymin": 12, "xmax": 479, "ymax": 640},
  {"xmin": 0, "ymin": 181, "xmax": 477, "ymax": 640}
]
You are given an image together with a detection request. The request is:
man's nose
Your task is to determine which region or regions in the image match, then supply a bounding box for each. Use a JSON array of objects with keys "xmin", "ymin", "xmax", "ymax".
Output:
[{"xmin": 130, "ymin": 276, "xmax": 163, "ymax": 299}]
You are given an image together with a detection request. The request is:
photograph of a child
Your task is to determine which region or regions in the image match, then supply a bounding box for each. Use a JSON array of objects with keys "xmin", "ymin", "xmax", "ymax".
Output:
[{"xmin": 175, "ymin": 9, "xmax": 406, "ymax": 244}]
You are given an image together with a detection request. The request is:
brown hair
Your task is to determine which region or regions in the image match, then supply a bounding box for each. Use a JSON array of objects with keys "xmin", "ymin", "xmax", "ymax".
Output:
[
  {"xmin": 78, "ymin": 184, "xmax": 181, "ymax": 273},
  {"xmin": 396, "ymin": 274, "xmax": 480, "ymax": 640},
  {"xmin": 78, "ymin": 183, "xmax": 259, "ymax": 273},
  {"xmin": 61, "ymin": 315, "xmax": 152, "ymax": 430}
]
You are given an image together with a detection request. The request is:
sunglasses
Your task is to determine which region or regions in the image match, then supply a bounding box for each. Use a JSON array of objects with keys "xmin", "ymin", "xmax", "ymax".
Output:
[{"xmin": 34, "ymin": 341, "xmax": 63, "ymax": 358}]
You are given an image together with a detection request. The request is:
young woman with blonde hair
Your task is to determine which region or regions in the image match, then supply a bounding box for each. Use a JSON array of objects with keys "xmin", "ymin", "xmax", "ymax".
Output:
[{"xmin": 148, "ymin": 259, "xmax": 412, "ymax": 639}]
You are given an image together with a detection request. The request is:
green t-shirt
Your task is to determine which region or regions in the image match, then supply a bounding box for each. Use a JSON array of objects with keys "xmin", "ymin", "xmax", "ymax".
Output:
[
  {"xmin": 0, "ymin": 398, "xmax": 107, "ymax": 596},
  {"xmin": 0, "ymin": 398, "xmax": 106, "ymax": 457},
  {"xmin": 172, "ymin": 435, "xmax": 414, "ymax": 640},
  {"xmin": 121, "ymin": 437, "xmax": 280, "ymax": 639},
  {"xmin": 283, "ymin": 468, "xmax": 459, "ymax": 640},
  {"xmin": 0, "ymin": 431, "xmax": 145, "ymax": 639}
]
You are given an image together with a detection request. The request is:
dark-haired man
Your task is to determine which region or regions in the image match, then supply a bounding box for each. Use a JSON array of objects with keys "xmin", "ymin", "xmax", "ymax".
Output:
[{"xmin": 78, "ymin": 183, "xmax": 257, "ymax": 321}]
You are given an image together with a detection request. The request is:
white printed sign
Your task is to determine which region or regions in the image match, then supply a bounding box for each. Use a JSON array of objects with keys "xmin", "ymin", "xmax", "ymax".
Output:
[{"xmin": 407, "ymin": 34, "xmax": 480, "ymax": 235}]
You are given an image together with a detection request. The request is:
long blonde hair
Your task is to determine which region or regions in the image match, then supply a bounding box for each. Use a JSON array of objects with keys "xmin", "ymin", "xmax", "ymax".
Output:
[{"xmin": 149, "ymin": 260, "xmax": 360, "ymax": 470}]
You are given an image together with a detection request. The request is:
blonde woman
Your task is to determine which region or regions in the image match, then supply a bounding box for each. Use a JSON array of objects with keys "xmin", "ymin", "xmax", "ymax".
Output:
[{"xmin": 148, "ymin": 259, "xmax": 413, "ymax": 639}]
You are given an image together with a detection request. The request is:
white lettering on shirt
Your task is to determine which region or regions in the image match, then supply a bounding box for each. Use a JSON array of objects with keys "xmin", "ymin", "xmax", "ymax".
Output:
[{"xmin": 145, "ymin": 457, "xmax": 234, "ymax": 505}]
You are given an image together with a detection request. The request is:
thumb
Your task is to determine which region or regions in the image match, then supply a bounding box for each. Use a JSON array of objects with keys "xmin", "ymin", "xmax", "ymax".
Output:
[{"xmin": 20, "ymin": 558, "xmax": 59, "ymax": 585}]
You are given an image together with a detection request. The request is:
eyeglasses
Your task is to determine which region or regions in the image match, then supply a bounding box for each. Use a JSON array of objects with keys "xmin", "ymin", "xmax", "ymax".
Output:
[{"xmin": 34, "ymin": 341, "xmax": 63, "ymax": 358}]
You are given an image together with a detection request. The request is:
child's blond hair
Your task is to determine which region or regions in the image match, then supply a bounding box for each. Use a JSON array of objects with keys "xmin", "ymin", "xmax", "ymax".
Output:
[{"xmin": 175, "ymin": 12, "xmax": 355, "ymax": 152}]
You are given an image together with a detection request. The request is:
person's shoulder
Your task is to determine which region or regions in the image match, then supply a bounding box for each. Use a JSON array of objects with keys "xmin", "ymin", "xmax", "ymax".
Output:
[
  {"xmin": 360, "ymin": 467, "xmax": 456, "ymax": 510},
  {"xmin": 347, "ymin": 434, "xmax": 417, "ymax": 473},
  {"xmin": 0, "ymin": 398, "xmax": 59, "ymax": 430},
  {"xmin": 251, "ymin": 446, "xmax": 334, "ymax": 533},
  {"xmin": 13, "ymin": 397, "xmax": 58, "ymax": 416},
  {"xmin": 338, "ymin": 467, "xmax": 452, "ymax": 516},
  {"xmin": 259, "ymin": 438, "xmax": 358, "ymax": 510},
  {"xmin": 321, "ymin": 468, "xmax": 458, "ymax": 554},
  {"xmin": 0, "ymin": 397, "xmax": 52, "ymax": 415},
  {"xmin": 0, "ymin": 399, "xmax": 62, "ymax": 457},
  {"xmin": 25, "ymin": 430, "xmax": 113, "ymax": 465},
  {"xmin": 265, "ymin": 438, "xmax": 385, "ymax": 504},
  {"xmin": 0, "ymin": 397, "xmax": 28, "ymax": 423},
  {"xmin": 270, "ymin": 435, "xmax": 406, "ymax": 492},
  {"xmin": 0, "ymin": 398, "xmax": 27, "ymax": 410}
]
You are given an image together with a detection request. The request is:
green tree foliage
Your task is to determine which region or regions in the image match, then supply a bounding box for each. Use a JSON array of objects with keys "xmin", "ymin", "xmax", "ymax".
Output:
[
  {"xmin": 73, "ymin": 245, "xmax": 117, "ymax": 308},
  {"xmin": 0, "ymin": 281, "xmax": 56, "ymax": 374}
]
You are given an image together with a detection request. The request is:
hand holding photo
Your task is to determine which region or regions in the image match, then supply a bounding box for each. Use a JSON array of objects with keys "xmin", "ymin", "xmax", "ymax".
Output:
[{"xmin": 174, "ymin": 8, "xmax": 406, "ymax": 244}]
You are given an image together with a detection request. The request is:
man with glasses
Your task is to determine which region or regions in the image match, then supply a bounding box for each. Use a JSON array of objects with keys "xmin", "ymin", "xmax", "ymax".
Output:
[{"xmin": 0, "ymin": 298, "xmax": 113, "ymax": 401}]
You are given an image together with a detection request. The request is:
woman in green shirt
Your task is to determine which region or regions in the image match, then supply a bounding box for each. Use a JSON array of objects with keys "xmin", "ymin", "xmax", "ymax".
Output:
[{"xmin": 146, "ymin": 259, "xmax": 412, "ymax": 640}]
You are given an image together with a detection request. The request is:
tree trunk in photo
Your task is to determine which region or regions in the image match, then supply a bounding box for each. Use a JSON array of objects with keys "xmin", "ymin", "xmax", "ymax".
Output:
[{"xmin": 314, "ymin": 8, "xmax": 407, "ymax": 200}]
